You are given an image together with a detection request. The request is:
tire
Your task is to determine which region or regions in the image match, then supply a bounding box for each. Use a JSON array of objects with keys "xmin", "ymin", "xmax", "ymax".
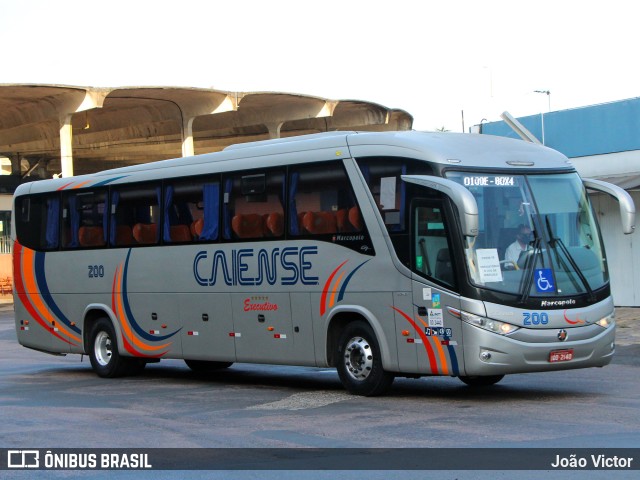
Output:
[
  {"xmin": 89, "ymin": 318, "xmax": 135, "ymax": 378},
  {"xmin": 336, "ymin": 321, "xmax": 394, "ymax": 396},
  {"xmin": 458, "ymin": 375, "xmax": 505, "ymax": 387},
  {"xmin": 184, "ymin": 360, "xmax": 233, "ymax": 373}
]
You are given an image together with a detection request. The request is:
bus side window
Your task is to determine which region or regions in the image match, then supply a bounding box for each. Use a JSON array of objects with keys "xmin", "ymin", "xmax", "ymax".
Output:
[
  {"xmin": 62, "ymin": 190, "xmax": 107, "ymax": 249},
  {"xmin": 163, "ymin": 178, "xmax": 219, "ymax": 244},
  {"xmin": 110, "ymin": 184, "xmax": 160, "ymax": 247},
  {"xmin": 15, "ymin": 194, "xmax": 58, "ymax": 251},
  {"xmin": 356, "ymin": 158, "xmax": 409, "ymax": 232},
  {"xmin": 223, "ymin": 170, "xmax": 284, "ymax": 241},
  {"xmin": 289, "ymin": 162, "xmax": 361, "ymax": 236},
  {"xmin": 414, "ymin": 205, "xmax": 456, "ymax": 289}
]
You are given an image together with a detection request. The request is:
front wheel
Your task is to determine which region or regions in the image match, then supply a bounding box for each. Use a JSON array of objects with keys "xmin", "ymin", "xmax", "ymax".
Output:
[
  {"xmin": 458, "ymin": 375, "xmax": 505, "ymax": 387},
  {"xmin": 336, "ymin": 321, "xmax": 394, "ymax": 396}
]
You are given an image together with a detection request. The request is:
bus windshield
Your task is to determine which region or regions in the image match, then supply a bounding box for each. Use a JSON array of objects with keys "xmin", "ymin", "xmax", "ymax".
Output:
[{"xmin": 446, "ymin": 172, "xmax": 608, "ymax": 297}]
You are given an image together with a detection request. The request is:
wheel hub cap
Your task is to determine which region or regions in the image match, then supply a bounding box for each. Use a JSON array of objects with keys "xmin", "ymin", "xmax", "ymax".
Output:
[
  {"xmin": 94, "ymin": 331, "xmax": 113, "ymax": 367},
  {"xmin": 344, "ymin": 336, "xmax": 373, "ymax": 381}
]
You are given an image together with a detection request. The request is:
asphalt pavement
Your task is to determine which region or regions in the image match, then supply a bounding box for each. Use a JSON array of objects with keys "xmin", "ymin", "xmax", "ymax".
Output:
[{"xmin": 614, "ymin": 307, "xmax": 639, "ymax": 345}]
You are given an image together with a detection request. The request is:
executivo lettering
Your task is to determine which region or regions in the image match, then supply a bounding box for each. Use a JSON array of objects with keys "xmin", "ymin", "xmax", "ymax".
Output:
[
  {"xmin": 244, "ymin": 298, "xmax": 278, "ymax": 311},
  {"xmin": 193, "ymin": 246, "xmax": 319, "ymax": 287}
]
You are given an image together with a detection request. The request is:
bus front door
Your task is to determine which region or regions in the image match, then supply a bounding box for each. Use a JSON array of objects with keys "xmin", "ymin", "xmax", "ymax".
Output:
[
  {"xmin": 410, "ymin": 281, "xmax": 463, "ymax": 377},
  {"xmin": 409, "ymin": 201, "xmax": 464, "ymax": 377}
]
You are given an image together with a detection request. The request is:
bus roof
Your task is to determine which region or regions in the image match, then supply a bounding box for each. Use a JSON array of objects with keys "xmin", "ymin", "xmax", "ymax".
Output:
[
  {"xmin": 17, "ymin": 131, "xmax": 575, "ymax": 196},
  {"xmin": 345, "ymin": 131, "xmax": 572, "ymax": 170}
]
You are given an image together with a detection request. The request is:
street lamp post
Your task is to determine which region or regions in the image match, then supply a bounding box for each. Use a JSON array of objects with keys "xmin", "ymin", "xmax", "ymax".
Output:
[{"xmin": 534, "ymin": 90, "xmax": 551, "ymax": 145}]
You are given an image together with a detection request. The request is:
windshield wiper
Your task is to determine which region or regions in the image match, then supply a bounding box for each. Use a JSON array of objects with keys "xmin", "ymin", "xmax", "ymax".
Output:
[
  {"xmin": 545, "ymin": 215, "xmax": 595, "ymax": 301},
  {"xmin": 518, "ymin": 234, "xmax": 542, "ymax": 305}
]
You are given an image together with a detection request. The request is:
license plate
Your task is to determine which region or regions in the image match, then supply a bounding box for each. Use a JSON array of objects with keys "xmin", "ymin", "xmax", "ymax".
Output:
[{"xmin": 549, "ymin": 349, "xmax": 574, "ymax": 363}]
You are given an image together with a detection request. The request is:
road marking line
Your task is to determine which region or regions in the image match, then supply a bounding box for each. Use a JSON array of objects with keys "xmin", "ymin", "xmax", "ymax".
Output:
[{"xmin": 247, "ymin": 391, "xmax": 354, "ymax": 411}]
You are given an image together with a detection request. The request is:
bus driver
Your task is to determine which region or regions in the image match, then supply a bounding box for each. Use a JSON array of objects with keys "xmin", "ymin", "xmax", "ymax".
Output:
[{"xmin": 504, "ymin": 224, "xmax": 533, "ymax": 266}]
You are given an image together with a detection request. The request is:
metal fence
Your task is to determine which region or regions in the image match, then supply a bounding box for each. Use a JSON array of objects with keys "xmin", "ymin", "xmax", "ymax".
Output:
[{"xmin": 0, "ymin": 236, "xmax": 11, "ymax": 254}]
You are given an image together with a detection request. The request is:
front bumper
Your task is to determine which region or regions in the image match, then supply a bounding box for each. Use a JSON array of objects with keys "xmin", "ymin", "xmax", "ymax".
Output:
[{"xmin": 461, "ymin": 321, "xmax": 616, "ymax": 376}]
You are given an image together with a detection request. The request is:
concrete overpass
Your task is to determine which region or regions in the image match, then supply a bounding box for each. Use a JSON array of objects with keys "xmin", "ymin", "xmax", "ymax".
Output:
[{"xmin": 0, "ymin": 84, "xmax": 412, "ymax": 178}]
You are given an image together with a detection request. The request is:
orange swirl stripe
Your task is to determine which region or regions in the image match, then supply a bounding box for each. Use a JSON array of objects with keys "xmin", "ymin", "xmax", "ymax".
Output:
[
  {"xmin": 111, "ymin": 265, "xmax": 139, "ymax": 357},
  {"xmin": 71, "ymin": 180, "xmax": 92, "ymax": 189},
  {"xmin": 22, "ymin": 248, "xmax": 81, "ymax": 345},
  {"xmin": 328, "ymin": 271, "xmax": 347, "ymax": 309},
  {"xmin": 563, "ymin": 310, "xmax": 585, "ymax": 325},
  {"xmin": 392, "ymin": 307, "xmax": 439, "ymax": 374},
  {"xmin": 14, "ymin": 245, "xmax": 65, "ymax": 342},
  {"xmin": 114, "ymin": 264, "xmax": 169, "ymax": 353},
  {"xmin": 415, "ymin": 316, "xmax": 449, "ymax": 375},
  {"xmin": 56, "ymin": 182, "xmax": 74, "ymax": 191},
  {"xmin": 320, "ymin": 260, "xmax": 348, "ymax": 316}
]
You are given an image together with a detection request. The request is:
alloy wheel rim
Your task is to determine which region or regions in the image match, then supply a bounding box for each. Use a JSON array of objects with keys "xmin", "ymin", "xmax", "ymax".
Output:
[{"xmin": 344, "ymin": 336, "xmax": 373, "ymax": 381}]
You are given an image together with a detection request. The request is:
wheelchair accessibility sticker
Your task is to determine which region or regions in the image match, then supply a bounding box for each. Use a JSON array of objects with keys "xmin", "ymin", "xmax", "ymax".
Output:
[{"xmin": 535, "ymin": 268, "xmax": 555, "ymax": 293}]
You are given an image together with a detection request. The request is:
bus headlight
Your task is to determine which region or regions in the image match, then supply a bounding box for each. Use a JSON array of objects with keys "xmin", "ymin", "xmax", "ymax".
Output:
[
  {"xmin": 461, "ymin": 311, "xmax": 519, "ymax": 335},
  {"xmin": 595, "ymin": 312, "xmax": 615, "ymax": 329}
]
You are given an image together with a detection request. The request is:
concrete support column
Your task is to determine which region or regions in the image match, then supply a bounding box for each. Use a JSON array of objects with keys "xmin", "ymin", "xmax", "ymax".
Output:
[
  {"xmin": 181, "ymin": 116, "xmax": 195, "ymax": 157},
  {"xmin": 265, "ymin": 122, "xmax": 284, "ymax": 139},
  {"xmin": 10, "ymin": 155, "xmax": 21, "ymax": 176},
  {"xmin": 59, "ymin": 114, "xmax": 74, "ymax": 177}
]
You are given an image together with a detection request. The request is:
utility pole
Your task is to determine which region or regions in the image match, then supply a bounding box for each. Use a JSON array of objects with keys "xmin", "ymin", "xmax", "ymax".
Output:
[{"xmin": 534, "ymin": 90, "xmax": 551, "ymax": 145}]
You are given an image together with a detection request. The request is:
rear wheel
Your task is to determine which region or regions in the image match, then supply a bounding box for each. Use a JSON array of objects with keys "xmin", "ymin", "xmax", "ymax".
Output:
[
  {"xmin": 89, "ymin": 318, "xmax": 142, "ymax": 378},
  {"xmin": 184, "ymin": 360, "xmax": 233, "ymax": 373},
  {"xmin": 336, "ymin": 321, "xmax": 394, "ymax": 396},
  {"xmin": 459, "ymin": 375, "xmax": 505, "ymax": 387}
]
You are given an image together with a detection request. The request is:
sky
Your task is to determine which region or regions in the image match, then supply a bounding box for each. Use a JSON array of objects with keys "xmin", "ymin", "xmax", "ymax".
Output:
[{"xmin": 2, "ymin": 0, "xmax": 640, "ymax": 131}]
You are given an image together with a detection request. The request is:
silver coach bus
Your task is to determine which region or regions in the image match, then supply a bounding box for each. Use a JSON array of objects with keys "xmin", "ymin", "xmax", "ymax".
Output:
[{"xmin": 12, "ymin": 131, "xmax": 635, "ymax": 395}]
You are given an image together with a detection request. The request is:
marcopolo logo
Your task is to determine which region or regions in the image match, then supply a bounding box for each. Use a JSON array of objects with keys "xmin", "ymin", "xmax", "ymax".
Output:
[{"xmin": 8, "ymin": 450, "xmax": 40, "ymax": 468}]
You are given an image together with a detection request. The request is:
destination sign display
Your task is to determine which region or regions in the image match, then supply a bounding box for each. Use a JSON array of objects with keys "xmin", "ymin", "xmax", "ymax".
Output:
[{"xmin": 462, "ymin": 175, "xmax": 517, "ymax": 187}]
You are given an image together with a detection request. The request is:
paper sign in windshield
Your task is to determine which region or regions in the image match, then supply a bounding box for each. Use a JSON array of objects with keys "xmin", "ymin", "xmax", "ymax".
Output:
[
  {"xmin": 380, "ymin": 177, "xmax": 396, "ymax": 210},
  {"xmin": 476, "ymin": 249, "xmax": 503, "ymax": 283}
]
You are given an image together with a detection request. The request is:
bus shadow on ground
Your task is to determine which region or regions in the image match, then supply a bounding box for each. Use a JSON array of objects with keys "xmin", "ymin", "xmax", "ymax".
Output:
[{"xmin": 38, "ymin": 360, "xmax": 605, "ymax": 403}]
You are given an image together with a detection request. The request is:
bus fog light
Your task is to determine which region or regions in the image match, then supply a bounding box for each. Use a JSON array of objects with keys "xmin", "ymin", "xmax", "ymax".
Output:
[{"xmin": 480, "ymin": 351, "xmax": 492, "ymax": 361}]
